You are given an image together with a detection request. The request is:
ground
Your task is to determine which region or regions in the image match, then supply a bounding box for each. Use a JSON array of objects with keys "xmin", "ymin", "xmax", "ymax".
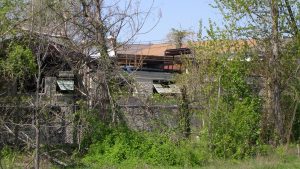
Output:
[{"xmin": 2, "ymin": 146, "xmax": 300, "ymax": 169}]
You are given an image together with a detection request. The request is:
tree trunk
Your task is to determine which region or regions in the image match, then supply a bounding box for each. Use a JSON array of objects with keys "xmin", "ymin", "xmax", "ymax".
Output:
[
  {"xmin": 34, "ymin": 120, "xmax": 40, "ymax": 169},
  {"xmin": 181, "ymin": 85, "xmax": 191, "ymax": 138},
  {"xmin": 34, "ymin": 58, "xmax": 41, "ymax": 169},
  {"xmin": 87, "ymin": 0, "xmax": 112, "ymax": 122},
  {"xmin": 270, "ymin": 0, "xmax": 285, "ymax": 144}
]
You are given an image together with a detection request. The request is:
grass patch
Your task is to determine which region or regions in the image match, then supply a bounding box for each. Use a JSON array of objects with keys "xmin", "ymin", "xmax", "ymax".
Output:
[{"xmin": 77, "ymin": 154, "xmax": 300, "ymax": 169}]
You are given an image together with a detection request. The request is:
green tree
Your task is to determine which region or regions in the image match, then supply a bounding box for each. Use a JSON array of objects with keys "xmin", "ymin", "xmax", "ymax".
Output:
[
  {"xmin": 214, "ymin": 0, "xmax": 300, "ymax": 144},
  {"xmin": 1, "ymin": 44, "xmax": 36, "ymax": 81},
  {"xmin": 177, "ymin": 21, "xmax": 262, "ymax": 158}
]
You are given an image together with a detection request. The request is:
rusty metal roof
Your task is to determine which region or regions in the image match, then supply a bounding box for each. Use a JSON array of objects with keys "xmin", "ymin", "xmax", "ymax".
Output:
[
  {"xmin": 117, "ymin": 43, "xmax": 189, "ymax": 57},
  {"xmin": 117, "ymin": 40, "xmax": 256, "ymax": 57}
]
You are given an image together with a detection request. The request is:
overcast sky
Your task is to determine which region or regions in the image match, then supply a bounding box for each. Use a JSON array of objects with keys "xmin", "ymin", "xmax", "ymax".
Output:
[{"xmin": 133, "ymin": 0, "xmax": 223, "ymax": 43}]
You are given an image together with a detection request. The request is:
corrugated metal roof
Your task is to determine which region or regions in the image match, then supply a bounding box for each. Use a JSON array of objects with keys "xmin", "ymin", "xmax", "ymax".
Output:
[
  {"xmin": 118, "ymin": 43, "xmax": 187, "ymax": 56},
  {"xmin": 57, "ymin": 80, "xmax": 74, "ymax": 91},
  {"xmin": 153, "ymin": 84, "xmax": 181, "ymax": 94},
  {"xmin": 117, "ymin": 40, "xmax": 256, "ymax": 57}
]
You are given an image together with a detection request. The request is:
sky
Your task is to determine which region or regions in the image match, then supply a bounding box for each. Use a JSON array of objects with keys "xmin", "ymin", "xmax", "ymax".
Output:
[{"xmin": 134, "ymin": 0, "xmax": 224, "ymax": 43}]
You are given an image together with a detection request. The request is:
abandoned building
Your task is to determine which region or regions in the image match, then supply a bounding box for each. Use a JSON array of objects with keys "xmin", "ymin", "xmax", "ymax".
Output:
[
  {"xmin": 0, "ymin": 33, "xmax": 198, "ymax": 146},
  {"xmin": 113, "ymin": 43, "xmax": 199, "ymax": 132},
  {"xmin": 116, "ymin": 43, "xmax": 192, "ymax": 97},
  {"xmin": 1, "ymin": 35, "xmax": 262, "ymax": 146},
  {"xmin": 0, "ymin": 36, "xmax": 95, "ymax": 145}
]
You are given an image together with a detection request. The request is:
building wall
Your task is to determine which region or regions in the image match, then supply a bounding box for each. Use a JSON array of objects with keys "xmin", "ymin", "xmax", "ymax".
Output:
[{"xmin": 118, "ymin": 97, "xmax": 202, "ymax": 138}]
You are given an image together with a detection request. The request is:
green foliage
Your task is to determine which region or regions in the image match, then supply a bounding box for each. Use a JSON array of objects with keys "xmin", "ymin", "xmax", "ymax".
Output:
[
  {"xmin": 73, "ymin": 100, "xmax": 104, "ymax": 149},
  {"xmin": 208, "ymin": 56, "xmax": 261, "ymax": 159},
  {"xmin": 0, "ymin": 0, "xmax": 13, "ymax": 35},
  {"xmin": 292, "ymin": 107, "xmax": 300, "ymax": 141},
  {"xmin": 0, "ymin": 146, "xmax": 17, "ymax": 169},
  {"xmin": 209, "ymin": 98, "xmax": 261, "ymax": 159},
  {"xmin": 0, "ymin": 0, "xmax": 24, "ymax": 36},
  {"xmin": 280, "ymin": 38, "xmax": 300, "ymax": 143},
  {"xmin": 81, "ymin": 126, "xmax": 208, "ymax": 168},
  {"xmin": 181, "ymin": 36, "xmax": 262, "ymax": 159},
  {"xmin": 179, "ymin": 20, "xmax": 262, "ymax": 158},
  {"xmin": 199, "ymin": 152, "xmax": 300, "ymax": 169},
  {"xmin": 220, "ymin": 59, "xmax": 251, "ymax": 101},
  {"xmin": 213, "ymin": 0, "xmax": 300, "ymax": 145},
  {"xmin": 150, "ymin": 93, "xmax": 179, "ymax": 105},
  {"xmin": 0, "ymin": 44, "xmax": 36, "ymax": 80}
]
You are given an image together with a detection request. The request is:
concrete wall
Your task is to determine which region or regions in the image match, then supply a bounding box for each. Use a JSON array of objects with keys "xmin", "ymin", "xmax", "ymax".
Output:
[{"xmin": 118, "ymin": 97, "xmax": 202, "ymax": 137}]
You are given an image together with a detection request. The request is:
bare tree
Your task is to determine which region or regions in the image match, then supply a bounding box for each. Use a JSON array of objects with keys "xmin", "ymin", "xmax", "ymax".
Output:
[
  {"xmin": 23, "ymin": 0, "xmax": 160, "ymax": 121},
  {"xmin": 167, "ymin": 28, "xmax": 192, "ymax": 48},
  {"xmin": 0, "ymin": 1, "xmax": 160, "ymax": 168}
]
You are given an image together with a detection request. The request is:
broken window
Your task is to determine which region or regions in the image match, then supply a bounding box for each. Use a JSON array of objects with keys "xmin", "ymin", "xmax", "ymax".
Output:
[
  {"xmin": 56, "ymin": 71, "xmax": 74, "ymax": 93},
  {"xmin": 153, "ymin": 80, "xmax": 181, "ymax": 95},
  {"xmin": 57, "ymin": 80, "xmax": 74, "ymax": 91}
]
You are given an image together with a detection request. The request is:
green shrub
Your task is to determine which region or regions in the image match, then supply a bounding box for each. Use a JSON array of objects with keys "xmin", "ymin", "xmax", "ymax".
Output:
[
  {"xmin": 0, "ymin": 146, "xmax": 17, "ymax": 169},
  {"xmin": 1, "ymin": 44, "xmax": 36, "ymax": 79},
  {"xmin": 206, "ymin": 59, "xmax": 262, "ymax": 159},
  {"xmin": 209, "ymin": 98, "xmax": 260, "ymax": 159},
  {"xmin": 81, "ymin": 126, "xmax": 208, "ymax": 168}
]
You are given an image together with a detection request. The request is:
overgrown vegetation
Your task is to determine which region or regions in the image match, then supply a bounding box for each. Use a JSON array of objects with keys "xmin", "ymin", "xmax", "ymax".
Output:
[
  {"xmin": 80, "ymin": 126, "xmax": 208, "ymax": 168},
  {"xmin": 1, "ymin": 44, "xmax": 36, "ymax": 79},
  {"xmin": 1, "ymin": 0, "xmax": 300, "ymax": 168}
]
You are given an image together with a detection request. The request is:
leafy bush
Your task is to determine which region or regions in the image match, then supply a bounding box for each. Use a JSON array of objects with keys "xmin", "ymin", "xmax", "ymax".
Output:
[
  {"xmin": 81, "ymin": 126, "xmax": 208, "ymax": 168},
  {"xmin": 0, "ymin": 146, "xmax": 17, "ymax": 169},
  {"xmin": 206, "ymin": 59, "xmax": 262, "ymax": 159},
  {"xmin": 1, "ymin": 44, "xmax": 36, "ymax": 79},
  {"xmin": 209, "ymin": 98, "xmax": 261, "ymax": 159}
]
